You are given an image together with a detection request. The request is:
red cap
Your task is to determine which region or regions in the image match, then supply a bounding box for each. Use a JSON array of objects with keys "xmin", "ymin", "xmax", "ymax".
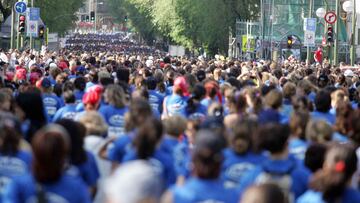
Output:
[
  {"xmin": 58, "ymin": 61, "xmax": 68, "ymax": 70},
  {"xmin": 15, "ymin": 69, "xmax": 27, "ymax": 80},
  {"xmin": 82, "ymin": 91, "xmax": 101, "ymax": 105},
  {"xmin": 87, "ymin": 85, "xmax": 103, "ymax": 95},
  {"xmin": 174, "ymin": 76, "xmax": 190, "ymax": 97}
]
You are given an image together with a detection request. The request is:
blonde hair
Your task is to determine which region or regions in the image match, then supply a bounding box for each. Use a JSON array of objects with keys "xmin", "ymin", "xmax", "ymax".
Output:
[
  {"xmin": 306, "ymin": 120, "xmax": 333, "ymax": 143},
  {"xmin": 163, "ymin": 115, "xmax": 187, "ymax": 138},
  {"xmin": 78, "ymin": 111, "xmax": 108, "ymax": 136}
]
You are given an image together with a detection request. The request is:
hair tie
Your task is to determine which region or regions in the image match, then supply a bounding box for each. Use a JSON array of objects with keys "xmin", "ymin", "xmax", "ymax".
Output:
[{"xmin": 335, "ymin": 161, "xmax": 345, "ymax": 172}]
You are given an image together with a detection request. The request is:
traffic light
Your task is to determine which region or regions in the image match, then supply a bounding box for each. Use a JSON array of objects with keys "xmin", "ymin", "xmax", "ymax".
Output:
[
  {"xmin": 327, "ymin": 26, "xmax": 333, "ymax": 43},
  {"xmin": 86, "ymin": 15, "xmax": 90, "ymax": 22},
  {"xmin": 90, "ymin": 11, "xmax": 95, "ymax": 22},
  {"xmin": 124, "ymin": 15, "xmax": 128, "ymax": 22},
  {"xmin": 18, "ymin": 15, "xmax": 26, "ymax": 33},
  {"xmin": 81, "ymin": 15, "xmax": 85, "ymax": 22},
  {"xmin": 38, "ymin": 25, "xmax": 45, "ymax": 39},
  {"xmin": 287, "ymin": 35, "xmax": 293, "ymax": 48}
]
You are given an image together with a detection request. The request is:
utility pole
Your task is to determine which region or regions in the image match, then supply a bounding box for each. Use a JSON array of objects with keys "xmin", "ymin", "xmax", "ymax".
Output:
[
  {"xmin": 29, "ymin": 0, "xmax": 34, "ymax": 49},
  {"xmin": 306, "ymin": 0, "xmax": 314, "ymax": 65},
  {"xmin": 334, "ymin": 0, "xmax": 340, "ymax": 65},
  {"xmin": 10, "ymin": 8, "xmax": 15, "ymax": 49},
  {"xmin": 94, "ymin": 0, "xmax": 97, "ymax": 33},
  {"xmin": 350, "ymin": 0, "xmax": 356, "ymax": 66}
]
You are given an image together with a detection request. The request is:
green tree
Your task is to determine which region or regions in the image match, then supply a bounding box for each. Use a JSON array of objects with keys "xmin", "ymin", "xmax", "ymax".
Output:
[{"xmin": 0, "ymin": 0, "xmax": 17, "ymax": 22}]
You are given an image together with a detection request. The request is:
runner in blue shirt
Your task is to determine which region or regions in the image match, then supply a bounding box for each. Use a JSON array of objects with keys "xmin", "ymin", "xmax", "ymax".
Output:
[
  {"xmin": 165, "ymin": 130, "xmax": 239, "ymax": 203},
  {"xmin": 74, "ymin": 76, "xmax": 86, "ymax": 104},
  {"xmin": 186, "ymin": 84, "xmax": 207, "ymax": 120},
  {"xmin": 239, "ymin": 124, "xmax": 310, "ymax": 200},
  {"xmin": 40, "ymin": 78, "xmax": 63, "ymax": 123},
  {"xmin": 52, "ymin": 91, "xmax": 77, "ymax": 122},
  {"xmin": 99, "ymin": 84, "xmax": 128, "ymax": 137},
  {"xmin": 146, "ymin": 77, "xmax": 164, "ymax": 115},
  {"xmin": 311, "ymin": 90, "xmax": 336, "ymax": 125},
  {"xmin": 222, "ymin": 120, "xmax": 266, "ymax": 188},
  {"xmin": 122, "ymin": 117, "xmax": 176, "ymax": 187},
  {"xmin": 163, "ymin": 76, "xmax": 189, "ymax": 118},
  {"xmin": 3, "ymin": 124, "xmax": 91, "ymax": 203},
  {"xmin": 0, "ymin": 113, "xmax": 32, "ymax": 201},
  {"xmin": 56, "ymin": 119, "xmax": 100, "ymax": 198},
  {"xmin": 201, "ymin": 80, "xmax": 222, "ymax": 110},
  {"xmin": 160, "ymin": 115, "xmax": 187, "ymax": 156},
  {"xmin": 289, "ymin": 111, "xmax": 310, "ymax": 160},
  {"xmin": 297, "ymin": 145, "xmax": 360, "ymax": 203}
]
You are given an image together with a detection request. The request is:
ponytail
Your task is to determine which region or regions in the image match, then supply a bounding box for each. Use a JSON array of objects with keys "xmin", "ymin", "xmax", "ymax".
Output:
[
  {"xmin": 133, "ymin": 118, "xmax": 163, "ymax": 160},
  {"xmin": 310, "ymin": 144, "xmax": 357, "ymax": 202}
]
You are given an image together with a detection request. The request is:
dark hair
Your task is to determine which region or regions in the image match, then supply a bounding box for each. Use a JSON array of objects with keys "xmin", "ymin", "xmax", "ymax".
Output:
[
  {"xmin": 63, "ymin": 90, "xmax": 76, "ymax": 104},
  {"xmin": 53, "ymin": 83, "xmax": 63, "ymax": 97},
  {"xmin": 15, "ymin": 92, "xmax": 47, "ymax": 142},
  {"xmin": 315, "ymin": 90, "xmax": 332, "ymax": 112},
  {"xmin": 56, "ymin": 119, "xmax": 87, "ymax": 165},
  {"xmin": 32, "ymin": 125, "xmax": 69, "ymax": 183},
  {"xmin": 63, "ymin": 81, "xmax": 75, "ymax": 92},
  {"xmin": 349, "ymin": 110, "xmax": 360, "ymax": 146},
  {"xmin": 334, "ymin": 101, "xmax": 352, "ymax": 136},
  {"xmin": 304, "ymin": 143, "xmax": 327, "ymax": 173},
  {"xmin": 0, "ymin": 113, "xmax": 22, "ymax": 155},
  {"xmin": 289, "ymin": 110, "xmax": 310, "ymax": 140},
  {"xmin": 242, "ymin": 183, "xmax": 287, "ymax": 203},
  {"xmin": 186, "ymin": 84, "xmax": 206, "ymax": 115},
  {"xmin": 257, "ymin": 123, "xmax": 290, "ymax": 154},
  {"xmin": 231, "ymin": 119, "xmax": 255, "ymax": 154},
  {"xmin": 192, "ymin": 130, "xmax": 224, "ymax": 179},
  {"xmin": 74, "ymin": 77, "xmax": 86, "ymax": 91},
  {"xmin": 310, "ymin": 144, "xmax": 357, "ymax": 202},
  {"xmin": 125, "ymin": 98, "xmax": 153, "ymax": 132},
  {"xmin": 116, "ymin": 68, "xmax": 130, "ymax": 84},
  {"xmin": 133, "ymin": 118, "xmax": 163, "ymax": 159}
]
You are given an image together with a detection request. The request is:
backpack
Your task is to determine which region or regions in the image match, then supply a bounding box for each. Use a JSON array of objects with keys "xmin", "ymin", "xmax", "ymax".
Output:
[{"xmin": 254, "ymin": 161, "xmax": 295, "ymax": 203}]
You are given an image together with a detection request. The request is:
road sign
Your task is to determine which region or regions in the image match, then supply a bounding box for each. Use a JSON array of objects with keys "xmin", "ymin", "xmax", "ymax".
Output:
[
  {"xmin": 28, "ymin": 7, "xmax": 40, "ymax": 21},
  {"xmin": 304, "ymin": 18, "xmax": 317, "ymax": 32},
  {"xmin": 304, "ymin": 30, "xmax": 316, "ymax": 47},
  {"xmin": 27, "ymin": 20, "xmax": 38, "ymax": 37},
  {"xmin": 14, "ymin": 2, "xmax": 27, "ymax": 14},
  {"xmin": 325, "ymin": 11, "xmax": 337, "ymax": 24}
]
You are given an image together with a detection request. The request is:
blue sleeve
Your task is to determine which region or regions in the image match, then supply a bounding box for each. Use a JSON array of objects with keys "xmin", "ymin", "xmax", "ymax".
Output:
[
  {"xmin": 52, "ymin": 107, "xmax": 63, "ymax": 122},
  {"xmin": 237, "ymin": 168, "xmax": 261, "ymax": 195},
  {"xmin": 173, "ymin": 145, "xmax": 191, "ymax": 178},
  {"xmin": 3, "ymin": 180, "xmax": 21, "ymax": 203},
  {"xmin": 107, "ymin": 137, "xmax": 129, "ymax": 162},
  {"xmin": 80, "ymin": 153, "xmax": 100, "ymax": 187},
  {"xmin": 74, "ymin": 178, "xmax": 92, "ymax": 203}
]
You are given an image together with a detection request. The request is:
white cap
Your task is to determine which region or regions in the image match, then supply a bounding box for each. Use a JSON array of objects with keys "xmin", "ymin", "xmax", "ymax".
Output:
[
  {"xmin": 105, "ymin": 160, "xmax": 163, "ymax": 203},
  {"xmin": 344, "ymin": 69, "xmax": 355, "ymax": 77},
  {"xmin": 49, "ymin": 63, "xmax": 58, "ymax": 69}
]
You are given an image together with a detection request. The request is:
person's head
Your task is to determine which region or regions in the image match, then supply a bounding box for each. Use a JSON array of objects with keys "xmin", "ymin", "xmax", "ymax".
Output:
[
  {"xmin": 56, "ymin": 119, "xmax": 87, "ymax": 165},
  {"xmin": 192, "ymin": 130, "xmax": 224, "ymax": 179},
  {"xmin": 0, "ymin": 112, "xmax": 22, "ymax": 155},
  {"xmin": 331, "ymin": 89, "xmax": 348, "ymax": 109},
  {"xmin": 315, "ymin": 90, "xmax": 332, "ymax": 113},
  {"xmin": 125, "ymin": 98, "xmax": 153, "ymax": 132},
  {"xmin": 104, "ymin": 84, "xmax": 126, "ymax": 108},
  {"xmin": 240, "ymin": 183, "xmax": 287, "ymax": 203},
  {"xmin": 32, "ymin": 124, "xmax": 70, "ymax": 183},
  {"xmin": 310, "ymin": 144, "xmax": 357, "ymax": 202},
  {"xmin": 78, "ymin": 111, "xmax": 108, "ymax": 136},
  {"xmin": 264, "ymin": 89, "xmax": 283, "ymax": 110},
  {"xmin": 304, "ymin": 143, "xmax": 327, "ymax": 173},
  {"xmin": 63, "ymin": 90, "xmax": 76, "ymax": 104},
  {"xmin": 83, "ymin": 91, "xmax": 101, "ymax": 111},
  {"xmin": 257, "ymin": 123, "xmax": 290, "ymax": 155},
  {"xmin": 133, "ymin": 117, "xmax": 163, "ymax": 160},
  {"xmin": 163, "ymin": 115, "xmax": 187, "ymax": 139},
  {"xmin": 173, "ymin": 76, "xmax": 190, "ymax": 96},
  {"xmin": 74, "ymin": 76, "xmax": 86, "ymax": 91},
  {"xmin": 0, "ymin": 90, "xmax": 12, "ymax": 111},
  {"xmin": 282, "ymin": 82, "xmax": 296, "ymax": 100},
  {"xmin": 105, "ymin": 160, "xmax": 163, "ymax": 203},
  {"xmin": 40, "ymin": 78, "xmax": 53, "ymax": 93},
  {"xmin": 230, "ymin": 119, "xmax": 256, "ymax": 154},
  {"xmin": 306, "ymin": 120, "xmax": 333, "ymax": 144},
  {"xmin": 289, "ymin": 110, "xmax": 310, "ymax": 140}
]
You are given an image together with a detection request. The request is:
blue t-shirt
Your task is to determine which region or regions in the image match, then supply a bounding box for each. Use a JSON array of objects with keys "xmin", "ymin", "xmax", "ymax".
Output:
[
  {"xmin": 148, "ymin": 90, "xmax": 164, "ymax": 114},
  {"xmin": 289, "ymin": 138, "xmax": 309, "ymax": 161},
  {"xmin": 98, "ymin": 105, "xmax": 128, "ymax": 137},
  {"xmin": 186, "ymin": 103, "xmax": 208, "ymax": 120},
  {"xmin": 239, "ymin": 155, "xmax": 310, "ymax": 200},
  {"xmin": 332, "ymin": 132, "xmax": 349, "ymax": 143},
  {"xmin": 297, "ymin": 188, "xmax": 360, "ymax": 203},
  {"xmin": 74, "ymin": 90, "xmax": 85, "ymax": 105},
  {"xmin": 221, "ymin": 149, "xmax": 266, "ymax": 188},
  {"xmin": 52, "ymin": 104, "xmax": 77, "ymax": 122},
  {"xmin": 172, "ymin": 178, "xmax": 239, "ymax": 203},
  {"xmin": 173, "ymin": 141, "xmax": 192, "ymax": 178},
  {"xmin": 159, "ymin": 136, "xmax": 179, "ymax": 156},
  {"xmin": 0, "ymin": 151, "xmax": 32, "ymax": 200},
  {"xmin": 107, "ymin": 131, "xmax": 136, "ymax": 163},
  {"xmin": 122, "ymin": 149, "xmax": 176, "ymax": 187},
  {"xmin": 200, "ymin": 98, "xmax": 216, "ymax": 110},
  {"xmin": 164, "ymin": 94, "xmax": 188, "ymax": 117},
  {"xmin": 3, "ymin": 174, "xmax": 91, "ymax": 203},
  {"xmin": 65, "ymin": 152, "xmax": 100, "ymax": 187},
  {"xmin": 42, "ymin": 93, "xmax": 63, "ymax": 123},
  {"xmin": 310, "ymin": 111, "xmax": 336, "ymax": 125}
]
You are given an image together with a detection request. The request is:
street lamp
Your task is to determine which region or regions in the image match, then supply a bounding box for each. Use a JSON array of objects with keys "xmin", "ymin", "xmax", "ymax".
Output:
[
  {"xmin": 316, "ymin": 8, "xmax": 326, "ymax": 18},
  {"xmin": 342, "ymin": 0, "xmax": 356, "ymax": 66}
]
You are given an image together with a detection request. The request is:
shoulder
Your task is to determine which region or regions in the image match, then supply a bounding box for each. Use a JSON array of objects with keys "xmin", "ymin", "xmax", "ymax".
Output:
[{"xmin": 296, "ymin": 190, "xmax": 324, "ymax": 203}]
